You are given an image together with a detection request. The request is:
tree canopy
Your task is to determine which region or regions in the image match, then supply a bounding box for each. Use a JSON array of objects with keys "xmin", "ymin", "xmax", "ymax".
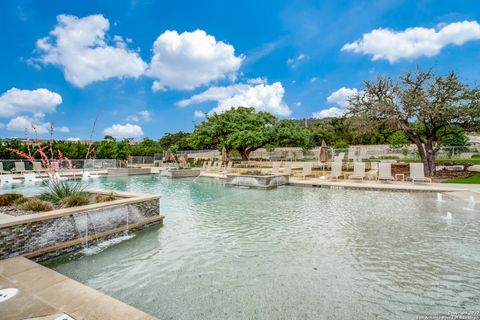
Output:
[{"xmin": 348, "ymin": 68, "xmax": 480, "ymax": 175}]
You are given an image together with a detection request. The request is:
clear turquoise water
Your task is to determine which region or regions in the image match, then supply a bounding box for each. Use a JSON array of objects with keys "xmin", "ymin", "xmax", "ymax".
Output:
[{"xmin": 4, "ymin": 176, "xmax": 480, "ymax": 319}]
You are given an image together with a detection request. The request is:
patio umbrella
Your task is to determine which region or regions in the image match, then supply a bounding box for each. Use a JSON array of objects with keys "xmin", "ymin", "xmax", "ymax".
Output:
[
  {"xmin": 319, "ymin": 140, "xmax": 328, "ymax": 179},
  {"xmin": 221, "ymin": 146, "xmax": 227, "ymax": 162},
  {"xmin": 320, "ymin": 140, "xmax": 328, "ymax": 162}
]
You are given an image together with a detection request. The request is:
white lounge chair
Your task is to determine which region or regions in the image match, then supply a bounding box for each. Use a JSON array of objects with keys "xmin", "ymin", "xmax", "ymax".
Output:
[
  {"xmin": 202, "ymin": 161, "xmax": 208, "ymax": 169},
  {"xmin": 333, "ymin": 152, "xmax": 345, "ymax": 163},
  {"xmin": 283, "ymin": 162, "xmax": 292, "ymax": 175},
  {"xmin": 0, "ymin": 174, "xmax": 21, "ymax": 184},
  {"xmin": 23, "ymin": 173, "xmax": 42, "ymax": 183},
  {"xmin": 0, "ymin": 163, "xmax": 8, "ymax": 174},
  {"xmin": 13, "ymin": 162, "xmax": 28, "ymax": 173},
  {"xmin": 327, "ymin": 162, "xmax": 342, "ymax": 181},
  {"xmin": 377, "ymin": 163, "xmax": 394, "ymax": 181},
  {"xmin": 297, "ymin": 162, "xmax": 313, "ymax": 179},
  {"xmin": 271, "ymin": 162, "xmax": 280, "ymax": 175},
  {"xmin": 82, "ymin": 171, "xmax": 99, "ymax": 180},
  {"xmin": 408, "ymin": 163, "xmax": 432, "ymax": 183},
  {"xmin": 349, "ymin": 162, "xmax": 366, "ymax": 181},
  {"xmin": 33, "ymin": 162, "xmax": 45, "ymax": 173}
]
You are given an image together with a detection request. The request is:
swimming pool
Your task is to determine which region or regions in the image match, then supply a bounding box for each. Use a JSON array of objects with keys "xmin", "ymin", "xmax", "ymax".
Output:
[{"xmin": 4, "ymin": 176, "xmax": 480, "ymax": 319}]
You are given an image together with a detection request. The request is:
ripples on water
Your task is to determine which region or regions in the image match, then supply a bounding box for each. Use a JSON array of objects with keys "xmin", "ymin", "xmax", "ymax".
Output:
[{"xmin": 10, "ymin": 175, "xmax": 477, "ymax": 319}]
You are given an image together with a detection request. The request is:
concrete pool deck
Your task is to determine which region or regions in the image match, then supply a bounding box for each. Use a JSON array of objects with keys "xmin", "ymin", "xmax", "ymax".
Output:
[{"xmin": 0, "ymin": 256, "xmax": 157, "ymax": 320}]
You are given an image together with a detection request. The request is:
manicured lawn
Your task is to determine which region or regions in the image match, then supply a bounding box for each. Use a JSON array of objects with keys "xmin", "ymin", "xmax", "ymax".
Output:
[
  {"xmin": 442, "ymin": 174, "xmax": 480, "ymax": 184},
  {"xmin": 435, "ymin": 158, "xmax": 480, "ymax": 164}
]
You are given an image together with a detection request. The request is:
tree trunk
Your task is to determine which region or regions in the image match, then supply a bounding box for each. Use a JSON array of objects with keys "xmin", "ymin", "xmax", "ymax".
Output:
[
  {"xmin": 413, "ymin": 141, "xmax": 436, "ymax": 176},
  {"xmin": 238, "ymin": 148, "xmax": 251, "ymax": 161}
]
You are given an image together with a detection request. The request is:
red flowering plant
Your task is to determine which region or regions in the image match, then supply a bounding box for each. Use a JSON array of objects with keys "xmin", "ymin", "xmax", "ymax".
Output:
[{"xmin": 6, "ymin": 122, "xmax": 75, "ymax": 179}]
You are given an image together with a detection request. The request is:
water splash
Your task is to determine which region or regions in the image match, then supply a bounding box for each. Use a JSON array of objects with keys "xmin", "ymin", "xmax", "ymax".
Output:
[{"xmin": 80, "ymin": 234, "xmax": 135, "ymax": 256}]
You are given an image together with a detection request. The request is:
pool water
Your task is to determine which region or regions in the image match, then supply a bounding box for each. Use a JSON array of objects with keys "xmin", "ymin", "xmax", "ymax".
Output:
[{"xmin": 5, "ymin": 176, "xmax": 480, "ymax": 319}]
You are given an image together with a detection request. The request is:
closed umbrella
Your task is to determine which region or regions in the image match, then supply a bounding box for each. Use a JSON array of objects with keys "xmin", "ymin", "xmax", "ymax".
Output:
[
  {"xmin": 320, "ymin": 140, "xmax": 328, "ymax": 162},
  {"xmin": 221, "ymin": 146, "xmax": 227, "ymax": 162},
  {"xmin": 319, "ymin": 140, "xmax": 328, "ymax": 179}
]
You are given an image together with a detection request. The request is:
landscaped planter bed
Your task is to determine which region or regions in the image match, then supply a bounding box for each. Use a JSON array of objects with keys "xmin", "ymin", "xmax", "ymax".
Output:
[
  {"xmin": 160, "ymin": 169, "xmax": 200, "ymax": 178},
  {"xmin": 0, "ymin": 190, "xmax": 163, "ymax": 261}
]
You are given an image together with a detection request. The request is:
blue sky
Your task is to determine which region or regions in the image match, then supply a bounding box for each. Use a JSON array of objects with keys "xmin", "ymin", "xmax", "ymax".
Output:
[{"xmin": 1, "ymin": 0, "xmax": 480, "ymax": 140}]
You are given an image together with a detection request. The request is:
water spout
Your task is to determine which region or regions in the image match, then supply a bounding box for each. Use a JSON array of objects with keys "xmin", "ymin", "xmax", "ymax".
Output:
[{"xmin": 436, "ymin": 193, "xmax": 443, "ymax": 202}]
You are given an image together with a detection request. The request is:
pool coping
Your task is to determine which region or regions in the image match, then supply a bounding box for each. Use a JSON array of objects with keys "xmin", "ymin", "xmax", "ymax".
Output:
[
  {"xmin": 0, "ymin": 256, "xmax": 157, "ymax": 319},
  {"xmin": 0, "ymin": 189, "xmax": 160, "ymax": 228}
]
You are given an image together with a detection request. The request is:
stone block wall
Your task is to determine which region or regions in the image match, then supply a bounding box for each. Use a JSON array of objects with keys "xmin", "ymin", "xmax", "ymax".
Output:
[{"xmin": 0, "ymin": 197, "xmax": 161, "ymax": 260}]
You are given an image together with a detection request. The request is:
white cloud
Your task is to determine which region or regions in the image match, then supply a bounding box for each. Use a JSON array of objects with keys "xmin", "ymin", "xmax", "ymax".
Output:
[
  {"xmin": 287, "ymin": 53, "xmax": 307, "ymax": 68},
  {"xmin": 6, "ymin": 116, "xmax": 50, "ymax": 134},
  {"xmin": 309, "ymin": 77, "xmax": 318, "ymax": 83},
  {"xmin": 327, "ymin": 87, "xmax": 358, "ymax": 108},
  {"xmin": 312, "ymin": 87, "xmax": 359, "ymax": 119},
  {"xmin": 0, "ymin": 88, "xmax": 62, "ymax": 117},
  {"xmin": 294, "ymin": 101, "xmax": 302, "ymax": 107},
  {"xmin": 127, "ymin": 110, "xmax": 151, "ymax": 122},
  {"xmin": 312, "ymin": 107, "xmax": 344, "ymax": 119},
  {"xmin": 104, "ymin": 123, "xmax": 143, "ymax": 138},
  {"xmin": 57, "ymin": 126, "xmax": 70, "ymax": 133},
  {"xmin": 147, "ymin": 29, "xmax": 243, "ymax": 90},
  {"xmin": 178, "ymin": 81, "xmax": 291, "ymax": 116},
  {"xmin": 0, "ymin": 123, "xmax": 4, "ymax": 129},
  {"xmin": 34, "ymin": 14, "xmax": 147, "ymax": 87},
  {"xmin": 342, "ymin": 20, "xmax": 480, "ymax": 62},
  {"xmin": 67, "ymin": 137, "xmax": 80, "ymax": 141},
  {"xmin": 194, "ymin": 110, "xmax": 205, "ymax": 118}
]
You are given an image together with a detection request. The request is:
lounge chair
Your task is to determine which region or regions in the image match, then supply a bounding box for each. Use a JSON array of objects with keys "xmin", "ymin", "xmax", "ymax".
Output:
[
  {"xmin": 349, "ymin": 162, "xmax": 366, "ymax": 181},
  {"xmin": 23, "ymin": 173, "xmax": 42, "ymax": 183},
  {"xmin": 327, "ymin": 162, "xmax": 342, "ymax": 181},
  {"xmin": 0, "ymin": 174, "xmax": 21, "ymax": 184},
  {"xmin": 32, "ymin": 162, "xmax": 45, "ymax": 173},
  {"xmin": 0, "ymin": 163, "xmax": 8, "ymax": 174},
  {"xmin": 283, "ymin": 162, "xmax": 292, "ymax": 175},
  {"xmin": 408, "ymin": 163, "xmax": 432, "ymax": 183},
  {"xmin": 202, "ymin": 161, "xmax": 208, "ymax": 169},
  {"xmin": 297, "ymin": 162, "xmax": 313, "ymax": 179},
  {"xmin": 377, "ymin": 163, "xmax": 394, "ymax": 181},
  {"xmin": 271, "ymin": 162, "xmax": 280, "ymax": 175},
  {"xmin": 13, "ymin": 162, "xmax": 28, "ymax": 173},
  {"xmin": 333, "ymin": 152, "xmax": 345, "ymax": 163}
]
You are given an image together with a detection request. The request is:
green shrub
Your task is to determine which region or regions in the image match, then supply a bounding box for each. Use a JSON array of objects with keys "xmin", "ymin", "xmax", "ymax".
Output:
[
  {"xmin": 95, "ymin": 192, "xmax": 116, "ymax": 203},
  {"xmin": 61, "ymin": 194, "xmax": 90, "ymax": 208},
  {"xmin": 0, "ymin": 194, "xmax": 23, "ymax": 206},
  {"xmin": 472, "ymin": 154, "xmax": 480, "ymax": 159},
  {"xmin": 17, "ymin": 198, "xmax": 53, "ymax": 212},
  {"xmin": 243, "ymin": 170, "xmax": 262, "ymax": 175},
  {"xmin": 44, "ymin": 180, "xmax": 86, "ymax": 203}
]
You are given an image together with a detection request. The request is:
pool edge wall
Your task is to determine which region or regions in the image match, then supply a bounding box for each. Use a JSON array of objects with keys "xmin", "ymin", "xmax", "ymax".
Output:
[{"xmin": 0, "ymin": 190, "xmax": 163, "ymax": 261}]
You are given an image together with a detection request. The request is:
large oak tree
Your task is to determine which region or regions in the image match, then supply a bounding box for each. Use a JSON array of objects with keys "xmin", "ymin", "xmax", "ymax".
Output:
[{"xmin": 348, "ymin": 69, "xmax": 480, "ymax": 176}]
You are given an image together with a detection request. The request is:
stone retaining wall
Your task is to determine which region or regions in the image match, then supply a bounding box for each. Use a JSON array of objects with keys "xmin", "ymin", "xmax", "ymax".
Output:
[{"xmin": 0, "ymin": 191, "xmax": 163, "ymax": 261}]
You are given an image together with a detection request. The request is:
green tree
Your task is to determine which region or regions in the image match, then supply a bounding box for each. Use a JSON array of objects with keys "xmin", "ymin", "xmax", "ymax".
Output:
[
  {"xmin": 387, "ymin": 131, "xmax": 410, "ymax": 148},
  {"xmin": 348, "ymin": 69, "xmax": 480, "ymax": 176},
  {"xmin": 189, "ymin": 107, "xmax": 278, "ymax": 160}
]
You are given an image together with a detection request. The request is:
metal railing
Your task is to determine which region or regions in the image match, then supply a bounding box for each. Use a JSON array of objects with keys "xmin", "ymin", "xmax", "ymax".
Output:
[{"xmin": 0, "ymin": 159, "xmax": 118, "ymax": 171}]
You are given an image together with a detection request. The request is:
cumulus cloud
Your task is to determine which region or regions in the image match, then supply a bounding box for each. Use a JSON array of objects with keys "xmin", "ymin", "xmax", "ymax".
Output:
[
  {"xmin": 312, "ymin": 87, "xmax": 358, "ymax": 119},
  {"xmin": 57, "ymin": 126, "xmax": 70, "ymax": 133},
  {"xmin": 342, "ymin": 20, "xmax": 480, "ymax": 62},
  {"xmin": 312, "ymin": 107, "xmax": 344, "ymax": 119},
  {"xmin": 178, "ymin": 81, "xmax": 291, "ymax": 116},
  {"xmin": 147, "ymin": 29, "xmax": 243, "ymax": 90},
  {"xmin": 0, "ymin": 88, "xmax": 62, "ymax": 117},
  {"xmin": 127, "ymin": 110, "xmax": 151, "ymax": 122},
  {"xmin": 104, "ymin": 123, "xmax": 143, "ymax": 138},
  {"xmin": 34, "ymin": 14, "xmax": 147, "ymax": 87},
  {"xmin": 67, "ymin": 137, "xmax": 80, "ymax": 141},
  {"xmin": 6, "ymin": 116, "xmax": 50, "ymax": 134},
  {"xmin": 326, "ymin": 87, "xmax": 358, "ymax": 108}
]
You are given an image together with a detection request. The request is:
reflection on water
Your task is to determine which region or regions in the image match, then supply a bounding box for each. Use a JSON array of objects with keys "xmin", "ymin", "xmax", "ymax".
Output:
[{"xmin": 7, "ymin": 176, "xmax": 478, "ymax": 319}]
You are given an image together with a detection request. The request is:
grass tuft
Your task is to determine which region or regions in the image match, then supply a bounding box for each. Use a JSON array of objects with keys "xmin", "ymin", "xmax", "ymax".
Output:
[
  {"xmin": 17, "ymin": 198, "xmax": 53, "ymax": 212},
  {"xmin": 0, "ymin": 194, "xmax": 23, "ymax": 206}
]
